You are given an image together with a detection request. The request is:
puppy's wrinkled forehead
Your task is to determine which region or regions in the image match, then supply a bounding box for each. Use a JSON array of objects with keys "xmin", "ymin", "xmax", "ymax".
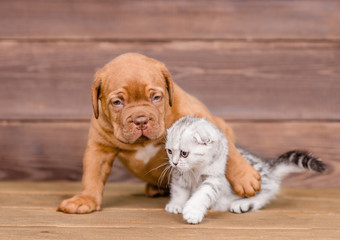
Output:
[{"xmin": 101, "ymin": 58, "xmax": 165, "ymax": 97}]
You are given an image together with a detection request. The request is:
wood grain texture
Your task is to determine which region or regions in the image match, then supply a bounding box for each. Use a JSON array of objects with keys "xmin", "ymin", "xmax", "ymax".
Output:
[
  {"xmin": 0, "ymin": 122, "xmax": 137, "ymax": 182},
  {"xmin": 1, "ymin": 41, "xmax": 339, "ymax": 120},
  {"xmin": 0, "ymin": 182, "xmax": 339, "ymax": 240},
  {"xmin": 1, "ymin": 198, "xmax": 340, "ymax": 228},
  {"xmin": 0, "ymin": 0, "xmax": 339, "ymax": 40},
  {"xmin": 0, "ymin": 121, "xmax": 338, "ymax": 187},
  {"xmin": 1, "ymin": 228, "xmax": 339, "ymax": 240},
  {"xmin": 0, "ymin": 182, "xmax": 338, "ymax": 211}
]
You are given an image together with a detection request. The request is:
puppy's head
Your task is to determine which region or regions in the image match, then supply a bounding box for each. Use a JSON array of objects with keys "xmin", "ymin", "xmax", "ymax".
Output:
[{"xmin": 92, "ymin": 53, "xmax": 174, "ymax": 144}]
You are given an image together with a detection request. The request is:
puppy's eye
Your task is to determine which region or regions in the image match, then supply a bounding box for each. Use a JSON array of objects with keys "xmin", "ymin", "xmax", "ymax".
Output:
[
  {"xmin": 167, "ymin": 149, "xmax": 172, "ymax": 155},
  {"xmin": 152, "ymin": 95, "xmax": 162, "ymax": 102},
  {"xmin": 111, "ymin": 100, "xmax": 123, "ymax": 106},
  {"xmin": 180, "ymin": 151, "xmax": 189, "ymax": 158}
]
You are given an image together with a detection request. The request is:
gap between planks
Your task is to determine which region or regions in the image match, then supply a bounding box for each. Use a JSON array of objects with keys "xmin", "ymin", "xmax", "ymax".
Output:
[{"xmin": 1, "ymin": 38, "xmax": 340, "ymax": 43}]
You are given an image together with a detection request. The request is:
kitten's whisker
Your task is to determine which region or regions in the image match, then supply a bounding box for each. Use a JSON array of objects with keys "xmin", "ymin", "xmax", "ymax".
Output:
[
  {"xmin": 167, "ymin": 167, "xmax": 174, "ymax": 186},
  {"xmin": 158, "ymin": 165, "xmax": 171, "ymax": 189},
  {"xmin": 158, "ymin": 171, "xmax": 168, "ymax": 190},
  {"xmin": 157, "ymin": 166, "xmax": 168, "ymax": 187},
  {"xmin": 144, "ymin": 162, "xmax": 169, "ymax": 176}
]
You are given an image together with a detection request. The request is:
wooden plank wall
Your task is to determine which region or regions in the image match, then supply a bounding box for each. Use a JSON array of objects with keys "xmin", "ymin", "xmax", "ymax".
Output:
[{"xmin": 0, "ymin": 0, "xmax": 339, "ymax": 187}]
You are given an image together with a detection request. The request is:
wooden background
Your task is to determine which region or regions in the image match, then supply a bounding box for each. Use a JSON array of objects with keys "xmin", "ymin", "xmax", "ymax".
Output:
[{"xmin": 0, "ymin": 0, "xmax": 339, "ymax": 187}]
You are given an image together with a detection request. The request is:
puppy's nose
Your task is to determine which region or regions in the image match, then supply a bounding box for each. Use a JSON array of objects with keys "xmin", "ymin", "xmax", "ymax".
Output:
[{"xmin": 133, "ymin": 116, "xmax": 149, "ymax": 130}]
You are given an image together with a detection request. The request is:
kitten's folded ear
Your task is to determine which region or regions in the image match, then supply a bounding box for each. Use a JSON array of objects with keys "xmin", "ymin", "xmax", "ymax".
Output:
[{"xmin": 194, "ymin": 128, "xmax": 214, "ymax": 145}]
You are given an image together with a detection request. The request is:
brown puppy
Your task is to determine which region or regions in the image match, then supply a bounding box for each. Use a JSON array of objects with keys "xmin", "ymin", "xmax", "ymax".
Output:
[{"xmin": 58, "ymin": 53, "xmax": 261, "ymax": 214}]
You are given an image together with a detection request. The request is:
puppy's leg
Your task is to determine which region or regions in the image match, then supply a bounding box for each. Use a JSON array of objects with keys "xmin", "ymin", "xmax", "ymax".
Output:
[
  {"xmin": 145, "ymin": 183, "xmax": 170, "ymax": 197},
  {"xmin": 58, "ymin": 140, "xmax": 117, "ymax": 214},
  {"xmin": 213, "ymin": 117, "xmax": 261, "ymax": 197}
]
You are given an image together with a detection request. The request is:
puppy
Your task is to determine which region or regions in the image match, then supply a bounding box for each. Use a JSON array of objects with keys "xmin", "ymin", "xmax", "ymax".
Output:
[{"xmin": 58, "ymin": 53, "xmax": 261, "ymax": 213}]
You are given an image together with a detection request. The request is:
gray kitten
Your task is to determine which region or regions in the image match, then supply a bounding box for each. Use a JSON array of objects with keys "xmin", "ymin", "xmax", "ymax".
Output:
[{"xmin": 164, "ymin": 116, "xmax": 326, "ymax": 224}]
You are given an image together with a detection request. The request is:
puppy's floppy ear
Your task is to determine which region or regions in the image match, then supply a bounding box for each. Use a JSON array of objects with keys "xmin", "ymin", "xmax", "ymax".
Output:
[
  {"xmin": 160, "ymin": 64, "xmax": 174, "ymax": 107},
  {"xmin": 91, "ymin": 71, "xmax": 102, "ymax": 119}
]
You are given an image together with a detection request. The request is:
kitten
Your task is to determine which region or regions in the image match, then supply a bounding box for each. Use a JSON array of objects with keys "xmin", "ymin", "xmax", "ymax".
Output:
[{"xmin": 164, "ymin": 116, "xmax": 326, "ymax": 224}]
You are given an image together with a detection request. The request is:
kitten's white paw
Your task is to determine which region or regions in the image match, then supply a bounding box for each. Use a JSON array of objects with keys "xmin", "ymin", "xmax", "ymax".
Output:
[
  {"xmin": 165, "ymin": 202, "xmax": 183, "ymax": 214},
  {"xmin": 230, "ymin": 200, "xmax": 254, "ymax": 214},
  {"xmin": 182, "ymin": 205, "xmax": 205, "ymax": 224}
]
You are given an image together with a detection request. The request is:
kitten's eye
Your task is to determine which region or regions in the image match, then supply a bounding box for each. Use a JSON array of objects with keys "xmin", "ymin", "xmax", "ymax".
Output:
[
  {"xmin": 167, "ymin": 149, "xmax": 172, "ymax": 155},
  {"xmin": 180, "ymin": 150, "xmax": 189, "ymax": 158}
]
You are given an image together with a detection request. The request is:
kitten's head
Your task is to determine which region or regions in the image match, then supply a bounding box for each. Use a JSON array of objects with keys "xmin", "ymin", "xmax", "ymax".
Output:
[{"xmin": 165, "ymin": 116, "xmax": 224, "ymax": 172}]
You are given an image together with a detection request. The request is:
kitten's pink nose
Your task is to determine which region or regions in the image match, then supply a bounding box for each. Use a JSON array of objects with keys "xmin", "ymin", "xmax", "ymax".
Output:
[
  {"xmin": 173, "ymin": 162, "xmax": 178, "ymax": 166},
  {"xmin": 133, "ymin": 116, "xmax": 149, "ymax": 130}
]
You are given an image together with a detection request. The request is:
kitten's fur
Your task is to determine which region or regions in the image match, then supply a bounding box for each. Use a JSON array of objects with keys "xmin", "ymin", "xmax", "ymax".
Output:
[{"xmin": 165, "ymin": 116, "xmax": 326, "ymax": 224}]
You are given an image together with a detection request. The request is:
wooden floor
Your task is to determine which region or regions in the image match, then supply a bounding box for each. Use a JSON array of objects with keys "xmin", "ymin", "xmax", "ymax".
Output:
[{"xmin": 0, "ymin": 182, "xmax": 339, "ymax": 239}]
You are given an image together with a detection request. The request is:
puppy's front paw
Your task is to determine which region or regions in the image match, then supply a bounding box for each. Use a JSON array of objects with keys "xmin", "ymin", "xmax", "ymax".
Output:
[
  {"xmin": 182, "ymin": 204, "xmax": 205, "ymax": 224},
  {"xmin": 227, "ymin": 156, "xmax": 261, "ymax": 197},
  {"xmin": 165, "ymin": 202, "xmax": 183, "ymax": 214},
  {"xmin": 57, "ymin": 194, "xmax": 100, "ymax": 214}
]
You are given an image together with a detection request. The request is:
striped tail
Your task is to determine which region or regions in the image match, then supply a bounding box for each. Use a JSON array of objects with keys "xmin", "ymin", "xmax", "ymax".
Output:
[{"xmin": 270, "ymin": 150, "xmax": 326, "ymax": 173}]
